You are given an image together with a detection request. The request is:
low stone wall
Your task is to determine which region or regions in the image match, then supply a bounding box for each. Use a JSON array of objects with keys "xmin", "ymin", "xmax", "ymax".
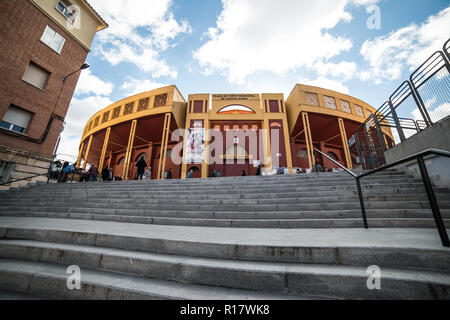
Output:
[
  {"xmin": 384, "ymin": 117, "xmax": 450, "ymax": 188},
  {"xmin": 0, "ymin": 146, "xmax": 50, "ymax": 190}
]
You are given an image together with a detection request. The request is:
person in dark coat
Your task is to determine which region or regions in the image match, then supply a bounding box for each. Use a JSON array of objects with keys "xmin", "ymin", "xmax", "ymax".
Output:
[
  {"xmin": 101, "ymin": 167, "xmax": 110, "ymax": 182},
  {"xmin": 256, "ymin": 165, "xmax": 261, "ymax": 176},
  {"xmin": 167, "ymin": 168, "xmax": 173, "ymax": 179},
  {"xmin": 241, "ymin": 170, "xmax": 247, "ymax": 176},
  {"xmin": 88, "ymin": 164, "xmax": 98, "ymax": 182},
  {"xmin": 135, "ymin": 157, "xmax": 147, "ymax": 180}
]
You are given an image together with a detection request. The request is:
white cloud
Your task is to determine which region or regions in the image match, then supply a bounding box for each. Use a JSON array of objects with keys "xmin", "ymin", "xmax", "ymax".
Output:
[
  {"xmin": 74, "ymin": 69, "xmax": 114, "ymax": 96},
  {"xmin": 360, "ymin": 6, "xmax": 450, "ymax": 84},
  {"xmin": 313, "ymin": 61, "xmax": 357, "ymax": 81},
  {"xmin": 350, "ymin": 0, "xmax": 381, "ymax": 6},
  {"xmin": 412, "ymin": 98, "xmax": 450, "ymax": 123},
  {"xmin": 91, "ymin": 0, "xmax": 191, "ymax": 78},
  {"xmin": 298, "ymin": 77, "xmax": 350, "ymax": 94},
  {"xmin": 57, "ymin": 96, "xmax": 113, "ymax": 162},
  {"xmin": 121, "ymin": 78, "xmax": 169, "ymax": 96},
  {"xmin": 194, "ymin": 0, "xmax": 355, "ymax": 84}
]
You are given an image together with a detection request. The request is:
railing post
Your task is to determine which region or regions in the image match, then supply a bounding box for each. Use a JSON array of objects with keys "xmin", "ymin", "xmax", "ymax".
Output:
[
  {"xmin": 417, "ymin": 156, "xmax": 450, "ymax": 247},
  {"xmin": 356, "ymin": 177, "xmax": 369, "ymax": 229},
  {"xmin": 409, "ymin": 82, "xmax": 433, "ymax": 127},
  {"xmin": 388, "ymin": 101, "xmax": 406, "ymax": 142}
]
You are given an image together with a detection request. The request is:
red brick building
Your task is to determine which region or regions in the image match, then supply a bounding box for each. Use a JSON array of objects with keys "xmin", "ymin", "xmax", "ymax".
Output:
[{"xmin": 0, "ymin": 0, "xmax": 107, "ymax": 188}]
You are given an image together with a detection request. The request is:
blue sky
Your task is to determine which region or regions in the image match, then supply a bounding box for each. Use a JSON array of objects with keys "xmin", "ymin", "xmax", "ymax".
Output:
[{"xmin": 57, "ymin": 0, "xmax": 450, "ymax": 161}]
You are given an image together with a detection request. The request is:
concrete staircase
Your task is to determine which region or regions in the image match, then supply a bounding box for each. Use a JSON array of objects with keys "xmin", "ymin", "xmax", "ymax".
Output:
[{"xmin": 0, "ymin": 170, "xmax": 449, "ymax": 299}]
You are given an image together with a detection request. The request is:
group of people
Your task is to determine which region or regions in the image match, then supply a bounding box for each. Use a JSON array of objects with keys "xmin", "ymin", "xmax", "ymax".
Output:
[
  {"xmin": 72, "ymin": 158, "xmax": 327, "ymax": 183},
  {"xmin": 135, "ymin": 156, "xmax": 173, "ymax": 180},
  {"xmin": 86, "ymin": 164, "xmax": 114, "ymax": 182}
]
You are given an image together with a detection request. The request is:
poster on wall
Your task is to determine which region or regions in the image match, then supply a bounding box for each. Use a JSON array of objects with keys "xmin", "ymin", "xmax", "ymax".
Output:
[{"xmin": 185, "ymin": 122, "xmax": 205, "ymax": 163}]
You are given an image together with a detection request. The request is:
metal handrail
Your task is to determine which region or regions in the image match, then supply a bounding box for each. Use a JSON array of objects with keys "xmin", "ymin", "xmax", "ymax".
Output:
[
  {"xmin": 0, "ymin": 173, "xmax": 48, "ymax": 187},
  {"xmin": 314, "ymin": 148, "xmax": 450, "ymax": 247},
  {"xmin": 314, "ymin": 148, "xmax": 368, "ymax": 229}
]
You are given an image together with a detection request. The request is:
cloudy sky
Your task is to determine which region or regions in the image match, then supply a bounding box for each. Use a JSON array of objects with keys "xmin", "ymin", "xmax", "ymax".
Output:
[{"xmin": 57, "ymin": 0, "xmax": 450, "ymax": 161}]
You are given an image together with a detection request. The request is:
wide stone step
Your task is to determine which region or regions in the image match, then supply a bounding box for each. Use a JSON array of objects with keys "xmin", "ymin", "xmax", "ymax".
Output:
[
  {"xmin": 0, "ymin": 241, "xmax": 449, "ymax": 299},
  {"xmin": 1, "ymin": 211, "xmax": 448, "ymax": 229},
  {"xmin": 3, "ymin": 183, "xmax": 430, "ymax": 200},
  {"xmin": 17, "ymin": 177, "xmax": 425, "ymax": 193},
  {"xmin": 3, "ymin": 188, "xmax": 448, "ymax": 204},
  {"xmin": 1, "ymin": 217, "xmax": 449, "ymax": 271},
  {"xmin": 2, "ymin": 199, "xmax": 449, "ymax": 213},
  {"xmin": 2, "ymin": 208, "xmax": 449, "ymax": 221},
  {"xmin": 2, "ymin": 186, "xmax": 443, "ymax": 200},
  {"xmin": 0, "ymin": 258, "xmax": 303, "ymax": 300},
  {"xmin": 38, "ymin": 172, "xmax": 414, "ymax": 187},
  {"xmin": 2, "ymin": 193, "xmax": 449, "ymax": 208}
]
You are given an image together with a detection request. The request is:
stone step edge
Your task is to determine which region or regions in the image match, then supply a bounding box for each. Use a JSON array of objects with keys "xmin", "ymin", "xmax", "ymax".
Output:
[
  {"xmin": 0, "ymin": 258, "xmax": 304, "ymax": 300},
  {"xmin": 1, "ymin": 225, "xmax": 449, "ymax": 269},
  {"xmin": 1, "ymin": 241, "xmax": 450, "ymax": 299}
]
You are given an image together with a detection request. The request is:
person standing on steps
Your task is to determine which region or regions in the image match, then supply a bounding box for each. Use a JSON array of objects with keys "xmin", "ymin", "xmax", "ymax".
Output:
[
  {"xmin": 187, "ymin": 170, "xmax": 193, "ymax": 179},
  {"xmin": 241, "ymin": 170, "xmax": 247, "ymax": 176},
  {"xmin": 256, "ymin": 165, "xmax": 261, "ymax": 176},
  {"xmin": 145, "ymin": 166, "xmax": 152, "ymax": 180},
  {"xmin": 167, "ymin": 168, "xmax": 173, "ymax": 179},
  {"xmin": 101, "ymin": 166, "xmax": 110, "ymax": 182},
  {"xmin": 312, "ymin": 162, "xmax": 325, "ymax": 173},
  {"xmin": 88, "ymin": 164, "xmax": 98, "ymax": 182},
  {"xmin": 135, "ymin": 157, "xmax": 147, "ymax": 180}
]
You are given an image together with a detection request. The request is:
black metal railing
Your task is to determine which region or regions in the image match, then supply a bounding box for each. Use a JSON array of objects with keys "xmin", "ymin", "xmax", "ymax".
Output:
[
  {"xmin": 349, "ymin": 37, "xmax": 450, "ymax": 170},
  {"xmin": 314, "ymin": 148, "xmax": 450, "ymax": 247},
  {"xmin": 0, "ymin": 161, "xmax": 84, "ymax": 187}
]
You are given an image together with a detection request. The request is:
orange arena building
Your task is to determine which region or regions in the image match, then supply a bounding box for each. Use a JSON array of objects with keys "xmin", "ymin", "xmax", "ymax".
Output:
[{"xmin": 77, "ymin": 84, "xmax": 394, "ymax": 180}]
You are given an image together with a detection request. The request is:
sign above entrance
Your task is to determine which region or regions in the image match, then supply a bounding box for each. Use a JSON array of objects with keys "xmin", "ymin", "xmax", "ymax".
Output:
[{"xmin": 212, "ymin": 94, "xmax": 259, "ymax": 101}]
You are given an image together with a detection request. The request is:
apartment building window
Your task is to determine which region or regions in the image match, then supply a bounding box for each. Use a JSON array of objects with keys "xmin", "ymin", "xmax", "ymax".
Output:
[
  {"xmin": 22, "ymin": 62, "xmax": 50, "ymax": 90},
  {"xmin": 0, "ymin": 160, "xmax": 16, "ymax": 184},
  {"xmin": 56, "ymin": 0, "xmax": 76, "ymax": 23},
  {"xmin": 0, "ymin": 105, "xmax": 33, "ymax": 134},
  {"xmin": 41, "ymin": 25, "xmax": 65, "ymax": 54}
]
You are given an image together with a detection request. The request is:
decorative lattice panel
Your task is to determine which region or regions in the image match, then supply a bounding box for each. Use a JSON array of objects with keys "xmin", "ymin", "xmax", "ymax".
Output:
[
  {"xmin": 324, "ymin": 96, "xmax": 337, "ymax": 110},
  {"xmin": 154, "ymin": 94, "xmax": 168, "ymax": 107},
  {"xmin": 112, "ymin": 106, "xmax": 121, "ymax": 119},
  {"xmin": 138, "ymin": 97, "xmax": 150, "ymax": 111},
  {"xmin": 305, "ymin": 92, "xmax": 319, "ymax": 106},
  {"xmin": 355, "ymin": 105, "xmax": 364, "ymax": 117},
  {"xmin": 124, "ymin": 102, "xmax": 135, "ymax": 115},
  {"xmin": 340, "ymin": 100, "xmax": 351, "ymax": 113},
  {"xmin": 102, "ymin": 111, "xmax": 110, "ymax": 123}
]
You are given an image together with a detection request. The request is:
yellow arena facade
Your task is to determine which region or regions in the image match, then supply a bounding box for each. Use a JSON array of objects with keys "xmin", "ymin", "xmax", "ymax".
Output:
[{"xmin": 76, "ymin": 84, "xmax": 394, "ymax": 180}]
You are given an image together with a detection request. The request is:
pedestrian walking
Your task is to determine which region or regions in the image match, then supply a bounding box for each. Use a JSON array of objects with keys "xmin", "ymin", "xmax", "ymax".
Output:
[{"xmin": 135, "ymin": 157, "xmax": 147, "ymax": 180}]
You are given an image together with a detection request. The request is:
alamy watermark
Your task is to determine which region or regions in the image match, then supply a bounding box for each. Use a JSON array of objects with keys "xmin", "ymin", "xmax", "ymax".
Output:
[
  {"xmin": 67, "ymin": 265, "xmax": 81, "ymax": 290},
  {"xmin": 366, "ymin": 265, "xmax": 381, "ymax": 290},
  {"xmin": 366, "ymin": 5, "xmax": 381, "ymax": 30}
]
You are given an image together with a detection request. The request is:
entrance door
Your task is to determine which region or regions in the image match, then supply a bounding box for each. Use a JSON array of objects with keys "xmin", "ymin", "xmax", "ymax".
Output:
[{"xmin": 224, "ymin": 160, "xmax": 249, "ymax": 177}]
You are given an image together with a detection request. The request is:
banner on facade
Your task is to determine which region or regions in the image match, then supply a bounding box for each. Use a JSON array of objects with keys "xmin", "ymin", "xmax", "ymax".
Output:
[{"xmin": 185, "ymin": 124, "xmax": 205, "ymax": 163}]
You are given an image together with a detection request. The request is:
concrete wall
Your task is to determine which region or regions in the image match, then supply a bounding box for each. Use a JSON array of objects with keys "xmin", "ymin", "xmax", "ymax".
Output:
[
  {"xmin": 384, "ymin": 117, "xmax": 450, "ymax": 188},
  {"xmin": 0, "ymin": 145, "xmax": 50, "ymax": 191},
  {"xmin": 32, "ymin": 0, "xmax": 105, "ymax": 50}
]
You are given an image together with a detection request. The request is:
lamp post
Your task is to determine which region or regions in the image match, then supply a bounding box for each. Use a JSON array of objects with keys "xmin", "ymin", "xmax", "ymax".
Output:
[
  {"xmin": 63, "ymin": 63, "xmax": 90, "ymax": 83},
  {"xmin": 52, "ymin": 63, "xmax": 90, "ymax": 161}
]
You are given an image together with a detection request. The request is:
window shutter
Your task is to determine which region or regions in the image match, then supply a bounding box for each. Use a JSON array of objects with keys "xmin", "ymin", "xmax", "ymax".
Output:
[
  {"xmin": 3, "ymin": 106, "xmax": 32, "ymax": 129},
  {"xmin": 22, "ymin": 63, "xmax": 50, "ymax": 90}
]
